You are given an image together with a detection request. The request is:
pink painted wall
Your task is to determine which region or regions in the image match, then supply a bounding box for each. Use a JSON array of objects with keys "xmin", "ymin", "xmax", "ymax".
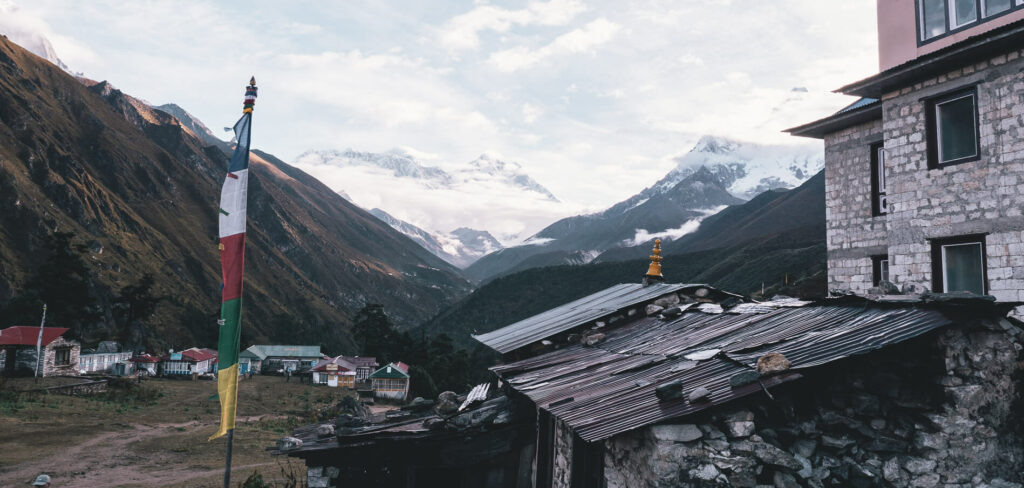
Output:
[{"xmin": 877, "ymin": 0, "xmax": 1024, "ymax": 71}]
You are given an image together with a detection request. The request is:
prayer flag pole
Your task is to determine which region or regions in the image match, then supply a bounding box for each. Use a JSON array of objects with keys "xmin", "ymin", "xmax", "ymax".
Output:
[{"xmin": 210, "ymin": 77, "xmax": 258, "ymax": 488}]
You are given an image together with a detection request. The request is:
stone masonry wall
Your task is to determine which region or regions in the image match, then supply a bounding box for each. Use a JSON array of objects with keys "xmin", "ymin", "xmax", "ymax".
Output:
[
  {"xmin": 823, "ymin": 118, "xmax": 886, "ymax": 293},
  {"xmin": 552, "ymin": 419, "xmax": 574, "ymax": 488},
  {"xmin": 881, "ymin": 48, "xmax": 1024, "ymax": 302},
  {"xmin": 603, "ymin": 319, "xmax": 1024, "ymax": 487}
]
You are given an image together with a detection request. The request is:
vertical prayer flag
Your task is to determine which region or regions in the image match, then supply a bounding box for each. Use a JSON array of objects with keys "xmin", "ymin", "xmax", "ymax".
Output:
[{"xmin": 210, "ymin": 78, "xmax": 257, "ymax": 440}]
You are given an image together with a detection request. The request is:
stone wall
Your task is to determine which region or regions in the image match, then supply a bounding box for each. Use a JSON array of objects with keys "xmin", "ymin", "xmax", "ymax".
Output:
[
  {"xmin": 552, "ymin": 419, "xmax": 574, "ymax": 488},
  {"xmin": 825, "ymin": 47, "xmax": 1024, "ymax": 300},
  {"xmin": 881, "ymin": 48, "xmax": 1024, "ymax": 302},
  {"xmin": 823, "ymin": 118, "xmax": 886, "ymax": 293},
  {"xmin": 602, "ymin": 319, "xmax": 1024, "ymax": 487},
  {"xmin": 0, "ymin": 338, "xmax": 80, "ymax": 376}
]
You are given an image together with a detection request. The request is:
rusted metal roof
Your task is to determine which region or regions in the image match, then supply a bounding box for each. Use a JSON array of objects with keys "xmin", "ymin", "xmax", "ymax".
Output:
[
  {"xmin": 492, "ymin": 298, "xmax": 982, "ymax": 442},
  {"xmin": 473, "ymin": 283, "xmax": 722, "ymax": 354}
]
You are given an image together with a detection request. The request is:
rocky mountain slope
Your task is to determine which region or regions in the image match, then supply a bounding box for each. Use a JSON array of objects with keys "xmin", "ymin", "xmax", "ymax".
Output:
[
  {"xmin": 0, "ymin": 37, "xmax": 469, "ymax": 351},
  {"xmin": 369, "ymin": 208, "xmax": 501, "ymax": 269},
  {"xmin": 463, "ymin": 136, "xmax": 823, "ymax": 283}
]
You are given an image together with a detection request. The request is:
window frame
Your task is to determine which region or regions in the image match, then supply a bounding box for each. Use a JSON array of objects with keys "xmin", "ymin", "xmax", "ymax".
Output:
[
  {"xmin": 916, "ymin": 0, "xmax": 1024, "ymax": 44},
  {"xmin": 930, "ymin": 234, "xmax": 988, "ymax": 294},
  {"xmin": 925, "ymin": 86, "xmax": 980, "ymax": 169},
  {"xmin": 872, "ymin": 255, "xmax": 890, "ymax": 287},
  {"xmin": 870, "ymin": 142, "xmax": 888, "ymax": 217}
]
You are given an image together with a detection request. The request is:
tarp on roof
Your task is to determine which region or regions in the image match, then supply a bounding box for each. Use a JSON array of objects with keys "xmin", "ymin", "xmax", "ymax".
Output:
[
  {"xmin": 312, "ymin": 356, "xmax": 358, "ymax": 372},
  {"xmin": 473, "ymin": 283, "xmax": 702, "ymax": 354},
  {"xmin": 0, "ymin": 326, "xmax": 69, "ymax": 347},
  {"xmin": 493, "ymin": 299, "xmax": 988, "ymax": 442}
]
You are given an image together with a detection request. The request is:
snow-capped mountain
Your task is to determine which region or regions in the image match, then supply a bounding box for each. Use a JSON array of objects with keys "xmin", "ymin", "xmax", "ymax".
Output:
[
  {"xmin": 0, "ymin": 4, "xmax": 71, "ymax": 73},
  {"xmin": 369, "ymin": 208, "xmax": 501, "ymax": 269},
  {"xmin": 464, "ymin": 135, "xmax": 823, "ymax": 282},
  {"xmin": 289, "ymin": 148, "xmax": 568, "ymax": 243}
]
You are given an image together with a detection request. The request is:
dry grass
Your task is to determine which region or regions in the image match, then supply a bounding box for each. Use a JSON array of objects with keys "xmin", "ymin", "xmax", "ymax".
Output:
[{"xmin": 0, "ymin": 375, "xmax": 353, "ymax": 487}]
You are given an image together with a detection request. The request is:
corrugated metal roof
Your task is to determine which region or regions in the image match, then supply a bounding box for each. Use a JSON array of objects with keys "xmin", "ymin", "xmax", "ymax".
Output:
[
  {"xmin": 244, "ymin": 345, "xmax": 322, "ymax": 359},
  {"xmin": 834, "ymin": 97, "xmax": 879, "ymax": 115},
  {"xmin": 0, "ymin": 326, "xmax": 69, "ymax": 347},
  {"xmin": 493, "ymin": 299, "xmax": 978, "ymax": 442},
  {"xmin": 473, "ymin": 283, "xmax": 700, "ymax": 354}
]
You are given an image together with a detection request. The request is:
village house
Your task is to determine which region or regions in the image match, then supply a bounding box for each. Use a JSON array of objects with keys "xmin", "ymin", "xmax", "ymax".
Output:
[
  {"xmin": 786, "ymin": 0, "xmax": 1024, "ymax": 301},
  {"xmin": 129, "ymin": 353, "xmax": 160, "ymax": 376},
  {"xmin": 310, "ymin": 356, "xmax": 358, "ymax": 388},
  {"xmin": 0, "ymin": 326, "xmax": 79, "ymax": 377},
  {"xmin": 78, "ymin": 341, "xmax": 133, "ymax": 375},
  {"xmin": 240, "ymin": 345, "xmax": 321, "ymax": 374},
  {"xmin": 277, "ymin": 3, "xmax": 1024, "ymax": 487},
  {"xmin": 159, "ymin": 348, "xmax": 216, "ymax": 377},
  {"xmin": 368, "ymin": 362, "xmax": 410, "ymax": 401},
  {"xmin": 343, "ymin": 356, "xmax": 379, "ymax": 382}
]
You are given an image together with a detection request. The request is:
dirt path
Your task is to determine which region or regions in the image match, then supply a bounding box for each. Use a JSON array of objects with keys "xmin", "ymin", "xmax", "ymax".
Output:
[{"xmin": 0, "ymin": 417, "xmax": 284, "ymax": 488}]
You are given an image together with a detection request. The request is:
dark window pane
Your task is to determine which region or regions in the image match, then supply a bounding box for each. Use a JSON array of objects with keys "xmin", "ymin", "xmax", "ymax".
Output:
[
  {"xmin": 943, "ymin": 243, "xmax": 985, "ymax": 294},
  {"xmin": 921, "ymin": 0, "xmax": 947, "ymax": 39},
  {"xmin": 952, "ymin": 0, "xmax": 978, "ymax": 26},
  {"xmin": 881, "ymin": 260, "xmax": 889, "ymax": 283},
  {"xmin": 985, "ymin": 0, "xmax": 1012, "ymax": 16},
  {"xmin": 937, "ymin": 95, "xmax": 977, "ymax": 162}
]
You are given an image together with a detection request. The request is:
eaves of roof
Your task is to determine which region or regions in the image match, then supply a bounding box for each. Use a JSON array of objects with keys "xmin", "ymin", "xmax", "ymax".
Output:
[
  {"xmin": 838, "ymin": 18, "xmax": 1024, "ymax": 99},
  {"xmin": 784, "ymin": 98, "xmax": 882, "ymax": 139}
]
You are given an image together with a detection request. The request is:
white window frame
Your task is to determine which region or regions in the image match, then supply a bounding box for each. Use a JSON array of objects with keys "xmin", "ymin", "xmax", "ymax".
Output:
[
  {"xmin": 934, "ymin": 92, "xmax": 978, "ymax": 164},
  {"xmin": 880, "ymin": 259, "xmax": 890, "ymax": 283},
  {"xmin": 949, "ymin": 0, "xmax": 979, "ymax": 28},
  {"xmin": 940, "ymin": 241, "xmax": 986, "ymax": 293}
]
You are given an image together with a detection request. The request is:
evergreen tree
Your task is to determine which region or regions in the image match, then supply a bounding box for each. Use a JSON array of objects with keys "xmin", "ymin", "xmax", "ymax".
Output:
[{"xmin": 114, "ymin": 273, "xmax": 161, "ymax": 346}]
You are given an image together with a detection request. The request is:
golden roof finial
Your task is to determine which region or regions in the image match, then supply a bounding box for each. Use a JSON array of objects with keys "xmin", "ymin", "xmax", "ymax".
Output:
[
  {"xmin": 644, "ymin": 239, "xmax": 664, "ymax": 284},
  {"xmin": 249, "ymin": 76, "xmax": 257, "ymax": 86}
]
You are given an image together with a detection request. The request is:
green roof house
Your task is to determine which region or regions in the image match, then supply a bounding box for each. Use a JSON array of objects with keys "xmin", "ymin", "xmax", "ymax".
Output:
[{"xmin": 368, "ymin": 362, "xmax": 410, "ymax": 401}]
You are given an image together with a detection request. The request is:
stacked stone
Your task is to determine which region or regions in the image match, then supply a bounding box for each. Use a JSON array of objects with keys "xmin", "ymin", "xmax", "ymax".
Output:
[{"xmin": 604, "ymin": 322, "xmax": 1024, "ymax": 488}]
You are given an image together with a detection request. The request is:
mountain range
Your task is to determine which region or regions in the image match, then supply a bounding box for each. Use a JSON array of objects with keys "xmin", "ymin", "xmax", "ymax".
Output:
[
  {"xmin": 288, "ymin": 148, "xmax": 568, "ymax": 243},
  {"xmin": 421, "ymin": 170, "xmax": 827, "ymax": 348},
  {"xmin": 0, "ymin": 36, "xmax": 469, "ymax": 352},
  {"xmin": 369, "ymin": 208, "xmax": 501, "ymax": 268},
  {"xmin": 462, "ymin": 136, "xmax": 823, "ymax": 282}
]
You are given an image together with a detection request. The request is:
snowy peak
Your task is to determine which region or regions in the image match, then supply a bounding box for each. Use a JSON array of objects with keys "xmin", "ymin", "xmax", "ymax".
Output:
[
  {"xmin": 461, "ymin": 154, "xmax": 558, "ymax": 202},
  {"xmin": 295, "ymin": 149, "xmax": 454, "ymax": 186},
  {"xmin": 368, "ymin": 208, "xmax": 502, "ymax": 269},
  {"xmin": 653, "ymin": 135, "xmax": 823, "ymax": 199},
  {"xmin": 0, "ymin": 5, "xmax": 71, "ymax": 73}
]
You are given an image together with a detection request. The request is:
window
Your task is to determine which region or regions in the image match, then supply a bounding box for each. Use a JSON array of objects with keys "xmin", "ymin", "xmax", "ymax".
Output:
[
  {"xmin": 872, "ymin": 255, "xmax": 890, "ymax": 287},
  {"xmin": 870, "ymin": 142, "xmax": 888, "ymax": 216},
  {"xmin": 950, "ymin": 0, "xmax": 979, "ymax": 27},
  {"xmin": 55, "ymin": 347, "xmax": 71, "ymax": 366},
  {"xmin": 926, "ymin": 88, "xmax": 979, "ymax": 168},
  {"xmin": 931, "ymin": 234, "xmax": 987, "ymax": 294},
  {"xmin": 984, "ymin": 0, "xmax": 1013, "ymax": 16},
  {"xmin": 921, "ymin": 0, "xmax": 948, "ymax": 40},
  {"xmin": 918, "ymin": 0, "xmax": 1024, "ymax": 42}
]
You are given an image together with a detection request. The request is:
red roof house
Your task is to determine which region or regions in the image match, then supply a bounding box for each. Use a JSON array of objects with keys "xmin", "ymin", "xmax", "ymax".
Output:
[{"xmin": 0, "ymin": 326, "xmax": 70, "ymax": 346}]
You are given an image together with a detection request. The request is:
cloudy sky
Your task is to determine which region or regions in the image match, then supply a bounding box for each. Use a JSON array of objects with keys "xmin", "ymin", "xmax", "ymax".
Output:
[{"xmin": 1, "ymin": 0, "xmax": 879, "ymax": 236}]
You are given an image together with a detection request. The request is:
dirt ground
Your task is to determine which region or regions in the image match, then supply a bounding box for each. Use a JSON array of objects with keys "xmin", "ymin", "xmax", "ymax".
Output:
[{"xmin": 0, "ymin": 375, "xmax": 357, "ymax": 487}]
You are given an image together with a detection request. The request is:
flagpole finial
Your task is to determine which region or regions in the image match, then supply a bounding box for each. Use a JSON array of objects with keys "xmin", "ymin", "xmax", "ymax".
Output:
[{"xmin": 242, "ymin": 77, "xmax": 258, "ymax": 114}]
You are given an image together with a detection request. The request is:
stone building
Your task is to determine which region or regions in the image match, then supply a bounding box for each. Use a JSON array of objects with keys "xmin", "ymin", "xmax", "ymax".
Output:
[
  {"xmin": 0, "ymin": 326, "xmax": 80, "ymax": 377},
  {"xmin": 787, "ymin": 1, "xmax": 1024, "ymax": 300}
]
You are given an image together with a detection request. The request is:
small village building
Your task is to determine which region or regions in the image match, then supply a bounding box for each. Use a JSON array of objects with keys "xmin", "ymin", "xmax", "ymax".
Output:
[
  {"xmin": 160, "ymin": 348, "xmax": 216, "ymax": 376},
  {"xmin": 129, "ymin": 353, "xmax": 160, "ymax": 376},
  {"xmin": 78, "ymin": 341, "xmax": 133, "ymax": 375},
  {"xmin": 0, "ymin": 326, "xmax": 79, "ymax": 377},
  {"xmin": 341, "ymin": 356, "xmax": 378, "ymax": 382},
  {"xmin": 368, "ymin": 362, "xmax": 410, "ymax": 401},
  {"xmin": 241, "ymin": 345, "xmax": 321, "ymax": 374},
  {"xmin": 311, "ymin": 356, "xmax": 358, "ymax": 388}
]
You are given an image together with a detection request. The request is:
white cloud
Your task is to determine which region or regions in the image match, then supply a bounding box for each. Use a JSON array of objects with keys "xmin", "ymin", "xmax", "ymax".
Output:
[
  {"xmin": 624, "ymin": 206, "xmax": 727, "ymax": 247},
  {"xmin": 439, "ymin": 0, "xmax": 587, "ymax": 51},
  {"xmin": 522, "ymin": 103, "xmax": 544, "ymax": 123},
  {"xmin": 488, "ymin": 18, "xmax": 622, "ymax": 72}
]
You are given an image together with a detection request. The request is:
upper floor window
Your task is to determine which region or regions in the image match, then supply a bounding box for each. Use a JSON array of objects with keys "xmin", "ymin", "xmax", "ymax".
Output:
[
  {"xmin": 931, "ymin": 234, "xmax": 987, "ymax": 294},
  {"xmin": 918, "ymin": 0, "xmax": 1024, "ymax": 42},
  {"xmin": 926, "ymin": 87, "xmax": 979, "ymax": 168},
  {"xmin": 870, "ymin": 142, "xmax": 888, "ymax": 216}
]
